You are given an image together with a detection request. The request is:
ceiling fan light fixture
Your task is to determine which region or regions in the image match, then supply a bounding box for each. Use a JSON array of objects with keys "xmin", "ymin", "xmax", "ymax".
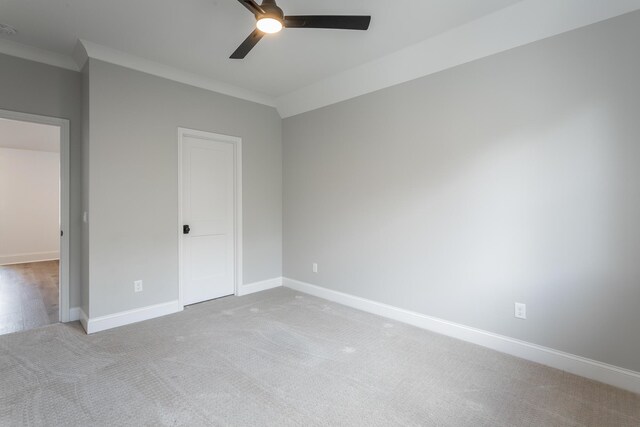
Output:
[
  {"xmin": 231, "ymin": 0, "xmax": 371, "ymax": 59},
  {"xmin": 256, "ymin": 17, "xmax": 282, "ymax": 34}
]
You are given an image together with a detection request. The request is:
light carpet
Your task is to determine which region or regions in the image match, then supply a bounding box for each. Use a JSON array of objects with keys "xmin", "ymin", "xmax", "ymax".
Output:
[{"xmin": 0, "ymin": 287, "xmax": 638, "ymax": 426}]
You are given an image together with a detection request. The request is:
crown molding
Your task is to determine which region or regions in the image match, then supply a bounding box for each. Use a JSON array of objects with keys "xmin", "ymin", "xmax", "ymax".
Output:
[
  {"xmin": 0, "ymin": 38, "xmax": 79, "ymax": 71},
  {"xmin": 276, "ymin": 0, "xmax": 640, "ymax": 118},
  {"xmin": 76, "ymin": 39, "xmax": 276, "ymax": 108},
  {"xmin": 72, "ymin": 40, "xmax": 88, "ymax": 71}
]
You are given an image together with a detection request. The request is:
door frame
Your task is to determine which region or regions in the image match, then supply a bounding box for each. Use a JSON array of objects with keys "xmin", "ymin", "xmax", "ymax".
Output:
[
  {"xmin": 0, "ymin": 108, "xmax": 71, "ymax": 322},
  {"xmin": 177, "ymin": 127, "xmax": 243, "ymax": 308}
]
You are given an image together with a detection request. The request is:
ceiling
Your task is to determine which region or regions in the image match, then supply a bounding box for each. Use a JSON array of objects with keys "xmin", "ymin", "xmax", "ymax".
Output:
[
  {"xmin": 0, "ymin": 0, "xmax": 522, "ymax": 97},
  {"xmin": 0, "ymin": 119, "xmax": 60, "ymax": 152}
]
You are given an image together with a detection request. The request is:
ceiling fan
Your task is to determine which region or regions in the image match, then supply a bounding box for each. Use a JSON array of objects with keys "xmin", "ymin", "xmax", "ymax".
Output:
[{"xmin": 231, "ymin": 0, "xmax": 371, "ymax": 59}]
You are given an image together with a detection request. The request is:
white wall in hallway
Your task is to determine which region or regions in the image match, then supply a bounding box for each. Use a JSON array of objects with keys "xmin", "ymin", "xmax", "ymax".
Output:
[{"xmin": 0, "ymin": 147, "xmax": 60, "ymax": 265}]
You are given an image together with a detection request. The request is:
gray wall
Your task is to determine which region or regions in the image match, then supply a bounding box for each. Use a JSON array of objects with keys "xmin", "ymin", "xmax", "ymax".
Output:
[
  {"xmin": 0, "ymin": 53, "xmax": 83, "ymax": 309},
  {"xmin": 283, "ymin": 11, "xmax": 640, "ymax": 372},
  {"xmin": 81, "ymin": 64, "xmax": 91, "ymax": 315},
  {"xmin": 86, "ymin": 59, "xmax": 282, "ymax": 318}
]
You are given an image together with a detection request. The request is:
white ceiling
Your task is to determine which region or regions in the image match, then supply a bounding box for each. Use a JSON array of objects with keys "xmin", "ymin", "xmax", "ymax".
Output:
[
  {"xmin": 0, "ymin": 119, "xmax": 60, "ymax": 152},
  {"xmin": 0, "ymin": 0, "xmax": 521, "ymax": 97}
]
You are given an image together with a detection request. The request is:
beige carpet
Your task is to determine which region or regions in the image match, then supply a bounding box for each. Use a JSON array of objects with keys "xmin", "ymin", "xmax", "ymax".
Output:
[{"xmin": 0, "ymin": 287, "xmax": 638, "ymax": 426}]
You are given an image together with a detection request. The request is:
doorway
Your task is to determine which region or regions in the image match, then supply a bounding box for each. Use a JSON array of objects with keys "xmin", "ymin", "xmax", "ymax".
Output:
[
  {"xmin": 178, "ymin": 128, "xmax": 242, "ymax": 307},
  {"xmin": 0, "ymin": 109, "xmax": 70, "ymax": 335}
]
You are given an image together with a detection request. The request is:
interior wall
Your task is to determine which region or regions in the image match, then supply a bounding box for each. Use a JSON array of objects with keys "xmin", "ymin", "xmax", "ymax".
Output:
[
  {"xmin": 0, "ymin": 148, "xmax": 60, "ymax": 264},
  {"xmin": 283, "ymin": 11, "xmax": 640, "ymax": 372},
  {"xmin": 86, "ymin": 59, "xmax": 282, "ymax": 318},
  {"xmin": 0, "ymin": 53, "xmax": 82, "ymax": 308},
  {"xmin": 81, "ymin": 64, "xmax": 91, "ymax": 316}
]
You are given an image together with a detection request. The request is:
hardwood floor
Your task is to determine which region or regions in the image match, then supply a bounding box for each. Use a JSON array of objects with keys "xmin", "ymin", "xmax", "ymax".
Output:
[{"xmin": 0, "ymin": 260, "xmax": 59, "ymax": 335}]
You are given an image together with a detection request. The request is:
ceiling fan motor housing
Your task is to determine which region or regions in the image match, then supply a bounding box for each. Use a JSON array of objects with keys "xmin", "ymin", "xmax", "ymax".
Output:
[{"xmin": 258, "ymin": 0, "xmax": 284, "ymax": 21}]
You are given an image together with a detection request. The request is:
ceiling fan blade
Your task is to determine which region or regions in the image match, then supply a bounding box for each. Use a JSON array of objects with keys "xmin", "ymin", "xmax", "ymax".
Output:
[
  {"xmin": 236, "ymin": 0, "xmax": 264, "ymax": 16},
  {"xmin": 230, "ymin": 29, "xmax": 264, "ymax": 59},
  {"xmin": 284, "ymin": 15, "xmax": 371, "ymax": 30}
]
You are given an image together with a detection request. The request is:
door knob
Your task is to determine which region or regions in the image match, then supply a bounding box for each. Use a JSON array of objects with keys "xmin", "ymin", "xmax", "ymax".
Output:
[{"xmin": 183, "ymin": 224, "xmax": 191, "ymax": 234}]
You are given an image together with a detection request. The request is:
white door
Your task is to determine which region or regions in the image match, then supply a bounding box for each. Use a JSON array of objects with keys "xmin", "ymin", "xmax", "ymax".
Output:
[{"xmin": 181, "ymin": 133, "xmax": 235, "ymax": 305}]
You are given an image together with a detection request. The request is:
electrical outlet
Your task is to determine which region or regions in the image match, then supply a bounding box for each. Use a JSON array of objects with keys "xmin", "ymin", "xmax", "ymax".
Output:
[
  {"xmin": 515, "ymin": 302, "xmax": 526, "ymax": 319},
  {"xmin": 312, "ymin": 263, "xmax": 318, "ymax": 273},
  {"xmin": 134, "ymin": 280, "xmax": 143, "ymax": 293}
]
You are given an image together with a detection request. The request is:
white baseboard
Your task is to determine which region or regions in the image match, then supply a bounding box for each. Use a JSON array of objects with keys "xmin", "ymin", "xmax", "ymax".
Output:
[
  {"xmin": 237, "ymin": 276, "xmax": 283, "ymax": 296},
  {"xmin": 0, "ymin": 251, "xmax": 60, "ymax": 266},
  {"xmin": 78, "ymin": 276, "xmax": 282, "ymax": 334},
  {"xmin": 68, "ymin": 307, "xmax": 81, "ymax": 322},
  {"xmin": 283, "ymin": 277, "xmax": 640, "ymax": 394},
  {"xmin": 83, "ymin": 300, "xmax": 182, "ymax": 334}
]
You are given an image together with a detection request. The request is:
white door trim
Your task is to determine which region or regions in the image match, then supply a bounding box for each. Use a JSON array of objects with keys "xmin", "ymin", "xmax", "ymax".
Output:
[
  {"xmin": 0, "ymin": 108, "xmax": 71, "ymax": 322},
  {"xmin": 177, "ymin": 127, "xmax": 242, "ymax": 308}
]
